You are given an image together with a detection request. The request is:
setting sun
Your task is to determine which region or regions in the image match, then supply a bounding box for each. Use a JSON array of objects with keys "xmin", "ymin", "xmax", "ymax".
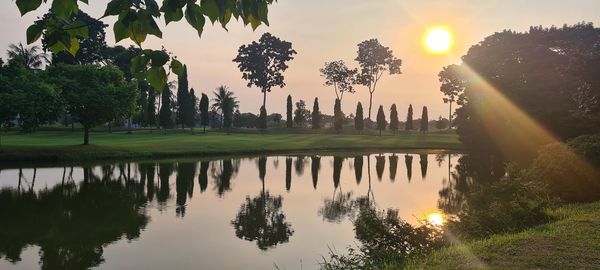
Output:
[
  {"xmin": 424, "ymin": 27, "xmax": 453, "ymax": 54},
  {"xmin": 426, "ymin": 212, "xmax": 445, "ymax": 226}
]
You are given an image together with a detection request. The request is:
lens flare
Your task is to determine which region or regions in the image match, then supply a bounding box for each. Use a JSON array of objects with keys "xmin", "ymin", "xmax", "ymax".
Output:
[{"xmin": 426, "ymin": 212, "xmax": 445, "ymax": 226}]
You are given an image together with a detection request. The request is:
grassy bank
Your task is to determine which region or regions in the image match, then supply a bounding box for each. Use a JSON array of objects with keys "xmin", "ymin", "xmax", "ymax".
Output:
[
  {"xmin": 0, "ymin": 129, "xmax": 461, "ymax": 162},
  {"xmin": 406, "ymin": 201, "xmax": 600, "ymax": 270}
]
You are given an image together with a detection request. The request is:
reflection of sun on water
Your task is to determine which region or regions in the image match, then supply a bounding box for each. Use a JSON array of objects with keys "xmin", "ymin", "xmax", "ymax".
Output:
[{"xmin": 426, "ymin": 212, "xmax": 445, "ymax": 226}]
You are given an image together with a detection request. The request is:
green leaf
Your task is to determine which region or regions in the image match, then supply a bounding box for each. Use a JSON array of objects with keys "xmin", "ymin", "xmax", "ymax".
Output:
[
  {"xmin": 247, "ymin": 14, "xmax": 261, "ymax": 30},
  {"xmin": 144, "ymin": 50, "xmax": 170, "ymax": 67},
  {"xmin": 170, "ymin": 59, "xmax": 184, "ymax": 76},
  {"xmin": 26, "ymin": 23, "xmax": 44, "ymax": 44},
  {"xmin": 104, "ymin": 0, "xmax": 131, "ymax": 17},
  {"xmin": 131, "ymin": 55, "xmax": 150, "ymax": 78},
  {"xmin": 113, "ymin": 20, "xmax": 128, "ymax": 42},
  {"xmin": 200, "ymin": 0, "xmax": 219, "ymax": 23},
  {"xmin": 66, "ymin": 21, "xmax": 89, "ymax": 39},
  {"xmin": 146, "ymin": 66, "xmax": 168, "ymax": 92},
  {"xmin": 16, "ymin": 0, "xmax": 43, "ymax": 16},
  {"xmin": 129, "ymin": 20, "xmax": 147, "ymax": 45},
  {"xmin": 164, "ymin": 7, "xmax": 184, "ymax": 24},
  {"xmin": 146, "ymin": 0, "xmax": 160, "ymax": 16},
  {"xmin": 51, "ymin": 0, "xmax": 78, "ymax": 19},
  {"xmin": 67, "ymin": 37, "xmax": 80, "ymax": 56},
  {"xmin": 184, "ymin": 3, "xmax": 205, "ymax": 36},
  {"xmin": 138, "ymin": 10, "xmax": 162, "ymax": 38}
]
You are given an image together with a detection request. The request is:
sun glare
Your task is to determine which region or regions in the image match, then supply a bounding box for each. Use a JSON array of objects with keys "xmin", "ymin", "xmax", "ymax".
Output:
[
  {"xmin": 426, "ymin": 212, "xmax": 445, "ymax": 226},
  {"xmin": 424, "ymin": 27, "xmax": 453, "ymax": 54}
]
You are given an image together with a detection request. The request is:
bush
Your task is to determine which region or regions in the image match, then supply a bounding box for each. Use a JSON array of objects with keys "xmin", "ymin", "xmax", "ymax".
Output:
[
  {"xmin": 447, "ymin": 169, "xmax": 551, "ymax": 239},
  {"xmin": 568, "ymin": 134, "xmax": 600, "ymax": 167},
  {"xmin": 525, "ymin": 143, "xmax": 600, "ymax": 202}
]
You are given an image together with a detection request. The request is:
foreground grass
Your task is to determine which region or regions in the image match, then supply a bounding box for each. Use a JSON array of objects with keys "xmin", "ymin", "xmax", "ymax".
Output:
[
  {"xmin": 406, "ymin": 201, "xmax": 600, "ymax": 270},
  {"xmin": 0, "ymin": 129, "xmax": 461, "ymax": 162}
]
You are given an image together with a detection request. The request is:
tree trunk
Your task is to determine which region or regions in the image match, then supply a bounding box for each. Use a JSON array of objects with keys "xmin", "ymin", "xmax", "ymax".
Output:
[
  {"xmin": 83, "ymin": 126, "xmax": 90, "ymax": 145},
  {"xmin": 448, "ymin": 101, "xmax": 453, "ymax": 130},
  {"xmin": 368, "ymin": 93, "xmax": 373, "ymax": 120},
  {"xmin": 262, "ymin": 90, "xmax": 267, "ymax": 110}
]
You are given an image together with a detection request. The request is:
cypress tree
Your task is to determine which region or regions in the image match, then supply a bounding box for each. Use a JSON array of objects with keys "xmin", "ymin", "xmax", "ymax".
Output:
[
  {"xmin": 389, "ymin": 104, "xmax": 399, "ymax": 135},
  {"xmin": 222, "ymin": 98, "xmax": 234, "ymax": 133},
  {"xmin": 146, "ymin": 86, "xmax": 156, "ymax": 126},
  {"xmin": 355, "ymin": 102, "xmax": 364, "ymax": 131},
  {"xmin": 376, "ymin": 105, "xmax": 386, "ymax": 136},
  {"xmin": 312, "ymin": 97, "xmax": 321, "ymax": 129},
  {"xmin": 420, "ymin": 106, "xmax": 429, "ymax": 133},
  {"xmin": 258, "ymin": 106, "xmax": 267, "ymax": 132},
  {"xmin": 334, "ymin": 98, "xmax": 343, "ymax": 132},
  {"xmin": 286, "ymin": 95, "xmax": 293, "ymax": 128},
  {"xmin": 199, "ymin": 93, "xmax": 209, "ymax": 133},
  {"xmin": 176, "ymin": 65, "xmax": 189, "ymax": 129},
  {"xmin": 159, "ymin": 85, "xmax": 173, "ymax": 132},
  {"xmin": 405, "ymin": 104, "xmax": 413, "ymax": 131}
]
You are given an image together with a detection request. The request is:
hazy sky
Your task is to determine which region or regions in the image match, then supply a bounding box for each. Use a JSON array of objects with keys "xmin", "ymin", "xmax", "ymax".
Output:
[{"xmin": 2, "ymin": 0, "xmax": 599, "ymax": 118}]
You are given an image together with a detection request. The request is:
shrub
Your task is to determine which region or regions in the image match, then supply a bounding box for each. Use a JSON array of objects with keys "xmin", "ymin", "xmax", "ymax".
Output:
[{"xmin": 568, "ymin": 134, "xmax": 600, "ymax": 167}]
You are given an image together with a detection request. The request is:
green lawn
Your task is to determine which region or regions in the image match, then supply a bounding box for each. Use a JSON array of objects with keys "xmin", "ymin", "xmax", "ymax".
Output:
[
  {"xmin": 406, "ymin": 201, "xmax": 600, "ymax": 270},
  {"xmin": 0, "ymin": 129, "xmax": 461, "ymax": 162}
]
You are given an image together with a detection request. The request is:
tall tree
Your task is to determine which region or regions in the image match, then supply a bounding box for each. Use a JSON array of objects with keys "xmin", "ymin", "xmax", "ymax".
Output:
[
  {"xmin": 293, "ymin": 100, "xmax": 309, "ymax": 127},
  {"xmin": 334, "ymin": 98, "xmax": 343, "ymax": 133},
  {"xmin": 355, "ymin": 39, "xmax": 402, "ymax": 119},
  {"xmin": 312, "ymin": 97, "xmax": 321, "ymax": 129},
  {"xmin": 233, "ymin": 33, "xmax": 297, "ymax": 110},
  {"xmin": 50, "ymin": 65, "xmax": 137, "ymax": 145},
  {"xmin": 6, "ymin": 43, "xmax": 48, "ymax": 70},
  {"xmin": 176, "ymin": 65, "xmax": 190, "ymax": 128},
  {"xmin": 438, "ymin": 64, "xmax": 464, "ymax": 130},
  {"xmin": 405, "ymin": 104, "xmax": 413, "ymax": 131},
  {"xmin": 185, "ymin": 88, "xmax": 198, "ymax": 131},
  {"xmin": 355, "ymin": 102, "xmax": 364, "ymax": 131},
  {"xmin": 420, "ymin": 106, "xmax": 429, "ymax": 133},
  {"xmin": 286, "ymin": 94, "xmax": 293, "ymax": 128},
  {"xmin": 199, "ymin": 93, "xmax": 209, "ymax": 133},
  {"xmin": 146, "ymin": 86, "xmax": 156, "ymax": 126},
  {"xmin": 159, "ymin": 85, "xmax": 174, "ymax": 131},
  {"xmin": 211, "ymin": 86, "xmax": 239, "ymax": 129},
  {"xmin": 320, "ymin": 60, "xmax": 357, "ymax": 101},
  {"xmin": 389, "ymin": 104, "xmax": 399, "ymax": 135},
  {"xmin": 376, "ymin": 105, "xmax": 386, "ymax": 136}
]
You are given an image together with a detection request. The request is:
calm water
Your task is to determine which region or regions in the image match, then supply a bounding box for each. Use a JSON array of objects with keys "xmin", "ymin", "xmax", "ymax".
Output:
[{"xmin": 0, "ymin": 152, "xmax": 460, "ymax": 270}]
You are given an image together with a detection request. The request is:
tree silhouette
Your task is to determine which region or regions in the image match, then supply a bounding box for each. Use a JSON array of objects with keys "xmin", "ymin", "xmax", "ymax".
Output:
[
  {"xmin": 333, "ymin": 156, "xmax": 343, "ymax": 189},
  {"xmin": 258, "ymin": 156, "xmax": 267, "ymax": 189},
  {"xmin": 405, "ymin": 104, "xmax": 413, "ymax": 131},
  {"xmin": 213, "ymin": 159, "xmax": 234, "ymax": 197},
  {"xmin": 293, "ymin": 100, "xmax": 309, "ymax": 127},
  {"xmin": 438, "ymin": 64, "xmax": 465, "ymax": 130},
  {"xmin": 175, "ymin": 162, "xmax": 196, "ymax": 217},
  {"xmin": 258, "ymin": 106, "xmax": 267, "ymax": 132},
  {"xmin": 375, "ymin": 155, "xmax": 385, "ymax": 181},
  {"xmin": 198, "ymin": 161, "xmax": 209, "ymax": 193},
  {"xmin": 312, "ymin": 97, "xmax": 321, "ymax": 129},
  {"xmin": 355, "ymin": 39, "xmax": 402, "ymax": 119},
  {"xmin": 233, "ymin": 32, "xmax": 297, "ymax": 110},
  {"xmin": 199, "ymin": 93, "xmax": 209, "ymax": 133},
  {"xmin": 146, "ymin": 87, "xmax": 157, "ymax": 126},
  {"xmin": 320, "ymin": 60, "xmax": 358, "ymax": 101},
  {"xmin": 212, "ymin": 85, "xmax": 239, "ymax": 130},
  {"xmin": 294, "ymin": 156, "xmax": 306, "ymax": 176},
  {"xmin": 376, "ymin": 105, "xmax": 386, "ymax": 136},
  {"xmin": 355, "ymin": 102, "xmax": 364, "ymax": 131},
  {"xmin": 389, "ymin": 155, "xmax": 398, "ymax": 182},
  {"xmin": 334, "ymin": 98, "xmax": 343, "ymax": 132},
  {"xmin": 354, "ymin": 156, "xmax": 364, "ymax": 185},
  {"xmin": 311, "ymin": 156, "xmax": 321, "ymax": 189},
  {"xmin": 405, "ymin": 155, "xmax": 413, "ymax": 182},
  {"xmin": 389, "ymin": 104, "xmax": 399, "ymax": 135},
  {"xmin": 420, "ymin": 154, "xmax": 428, "ymax": 179},
  {"xmin": 158, "ymin": 163, "xmax": 174, "ymax": 204},
  {"xmin": 6, "ymin": 42, "xmax": 49, "ymax": 69},
  {"xmin": 420, "ymin": 106, "xmax": 429, "ymax": 133},
  {"xmin": 159, "ymin": 84, "xmax": 174, "ymax": 131},
  {"xmin": 286, "ymin": 95, "xmax": 293, "ymax": 128}
]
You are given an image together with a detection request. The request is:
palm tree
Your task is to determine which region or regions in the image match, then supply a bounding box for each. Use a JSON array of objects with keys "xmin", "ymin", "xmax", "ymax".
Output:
[
  {"xmin": 6, "ymin": 42, "xmax": 49, "ymax": 69},
  {"xmin": 211, "ymin": 85, "xmax": 239, "ymax": 128}
]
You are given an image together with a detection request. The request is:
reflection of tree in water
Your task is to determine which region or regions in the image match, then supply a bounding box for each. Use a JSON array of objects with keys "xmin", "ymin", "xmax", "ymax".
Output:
[
  {"xmin": 375, "ymin": 155, "xmax": 385, "ymax": 181},
  {"xmin": 231, "ymin": 156, "xmax": 293, "ymax": 250},
  {"xmin": 438, "ymin": 154, "xmax": 505, "ymax": 214},
  {"xmin": 212, "ymin": 159, "xmax": 235, "ymax": 197},
  {"xmin": 176, "ymin": 162, "xmax": 196, "ymax": 217},
  {"xmin": 0, "ymin": 166, "xmax": 149, "ymax": 269},
  {"xmin": 420, "ymin": 154, "xmax": 428, "ymax": 179},
  {"xmin": 158, "ymin": 163, "xmax": 174, "ymax": 204},
  {"xmin": 285, "ymin": 157, "xmax": 292, "ymax": 191},
  {"xmin": 333, "ymin": 156, "xmax": 343, "ymax": 189},
  {"xmin": 294, "ymin": 156, "xmax": 306, "ymax": 176},
  {"xmin": 354, "ymin": 156, "xmax": 363, "ymax": 185},
  {"xmin": 198, "ymin": 161, "xmax": 209, "ymax": 192},
  {"xmin": 389, "ymin": 155, "xmax": 398, "ymax": 182},
  {"xmin": 319, "ymin": 191, "xmax": 355, "ymax": 223},
  {"xmin": 435, "ymin": 153, "xmax": 446, "ymax": 167},
  {"xmin": 405, "ymin": 155, "xmax": 413, "ymax": 182},
  {"xmin": 311, "ymin": 156, "xmax": 321, "ymax": 189}
]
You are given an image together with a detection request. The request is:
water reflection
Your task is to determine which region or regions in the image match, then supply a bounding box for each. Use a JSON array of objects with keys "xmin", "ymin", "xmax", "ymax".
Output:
[{"xmin": 0, "ymin": 152, "xmax": 465, "ymax": 270}]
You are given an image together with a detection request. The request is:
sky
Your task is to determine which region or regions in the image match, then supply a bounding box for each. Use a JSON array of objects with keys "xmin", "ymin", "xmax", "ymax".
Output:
[{"xmin": 1, "ymin": 0, "xmax": 600, "ymax": 118}]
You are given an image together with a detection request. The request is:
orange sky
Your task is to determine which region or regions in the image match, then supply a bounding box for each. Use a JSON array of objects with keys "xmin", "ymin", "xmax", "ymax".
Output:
[{"xmin": 1, "ymin": 0, "xmax": 599, "ymax": 118}]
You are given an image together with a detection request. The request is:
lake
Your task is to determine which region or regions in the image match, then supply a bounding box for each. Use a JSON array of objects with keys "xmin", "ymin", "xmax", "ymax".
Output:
[{"xmin": 0, "ymin": 152, "xmax": 461, "ymax": 270}]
